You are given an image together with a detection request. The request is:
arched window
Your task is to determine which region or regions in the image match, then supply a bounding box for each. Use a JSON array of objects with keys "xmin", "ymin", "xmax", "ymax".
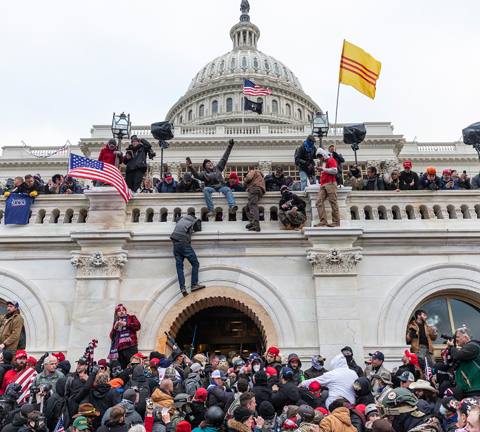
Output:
[
  {"xmin": 209, "ymin": 64, "xmax": 215, "ymax": 75},
  {"xmin": 284, "ymin": 68, "xmax": 289, "ymax": 79},
  {"xmin": 274, "ymin": 64, "xmax": 280, "ymax": 74},
  {"xmin": 291, "ymin": 73, "xmax": 296, "ymax": 84},
  {"xmin": 199, "ymin": 105, "xmax": 205, "ymax": 117},
  {"xmin": 201, "ymin": 68, "xmax": 206, "ymax": 78},
  {"xmin": 285, "ymin": 103, "xmax": 291, "ymax": 117},
  {"xmin": 226, "ymin": 98, "xmax": 233, "ymax": 112},
  {"xmin": 231, "ymin": 59, "xmax": 236, "ymax": 69},
  {"xmin": 418, "ymin": 297, "xmax": 480, "ymax": 346},
  {"xmin": 257, "ymin": 98, "xmax": 263, "ymax": 103},
  {"xmin": 212, "ymin": 101, "xmax": 218, "ymax": 114},
  {"xmin": 272, "ymin": 100, "xmax": 278, "ymax": 113},
  {"xmin": 220, "ymin": 61, "xmax": 225, "ymax": 71},
  {"xmin": 242, "ymin": 57, "xmax": 247, "ymax": 68},
  {"xmin": 188, "ymin": 110, "xmax": 193, "ymax": 121},
  {"xmin": 180, "ymin": 115, "xmax": 183, "ymax": 124},
  {"xmin": 253, "ymin": 58, "xmax": 259, "ymax": 68},
  {"xmin": 297, "ymin": 109, "xmax": 302, "ymax": 120},
  {"xmin": 264, "ymin": 61, "xmax": 270, "ymax": 70}
]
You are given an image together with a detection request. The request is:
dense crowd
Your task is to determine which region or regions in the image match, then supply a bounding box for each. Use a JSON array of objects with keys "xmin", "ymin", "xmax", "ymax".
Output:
[{"xmin": 1, "ymin": 302, "xmax": 480, "ymax": 432}]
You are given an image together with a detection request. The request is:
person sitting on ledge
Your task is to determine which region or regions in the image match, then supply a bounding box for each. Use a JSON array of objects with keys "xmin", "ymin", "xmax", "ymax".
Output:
[
  {"xmin": 176, "ymin": 173, "xmax": 203, "ymax": 193},
  {"xmin": 278, "ymin": 185, "xmax": 306, "ymax": 231},
  {"xmin": 226, "ymin": 173, "xmax": 245, "ymax": 192}
]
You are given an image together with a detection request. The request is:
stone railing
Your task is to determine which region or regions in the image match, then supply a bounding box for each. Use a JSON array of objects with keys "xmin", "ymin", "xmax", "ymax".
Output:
[{"xmin": 2, "ymin": 188, "xmax": 480, "ymax": 229}]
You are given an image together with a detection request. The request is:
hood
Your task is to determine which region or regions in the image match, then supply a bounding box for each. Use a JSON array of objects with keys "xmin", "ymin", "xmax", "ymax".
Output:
[
  {"xmin": 132, "ymin": 364, "xmax": 145, "ymax": 380},
  {"xmin": 288, "ymin": 353, "xmax": 302, "ymax": 369},
  {"xmin": 354, "ymin": 377, "xmax": 372, "ymax": 397},
  {"xmin": 251, "ymin": 357, "xmax": 265, "ymax": 372},
  {"xmin": 119, "ymin": 400, "xmax": 135, "ymax": 414},
  {"xmin": 12, "ymin": 413, "xmax": 29, "ymax": 427},
  {"xmin": 416, "ymin": 399, "xmax": 431, "ymax": 415},
  {"xmin": 55, "ymin": 377, "xmax": 68, "ymax": 397},
  {"xmin": 332, "ymin": 407, "xmax": 353, "ymax": 426},
  {"xmin": 92, "ymin": 383, "xmax": 113, "ymax": 398},
  {"xmin": 330, "ymin": 354, "xmax": 349, "ymax": 370},
  {"xmin": 254, "ymin": 370, "xmax": 268, "ymax": 386}
]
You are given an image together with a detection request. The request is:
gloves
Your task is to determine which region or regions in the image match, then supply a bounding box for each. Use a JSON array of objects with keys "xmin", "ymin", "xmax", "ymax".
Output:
[
  {"xmin": 229, "ymin": 139, "xmax": 235, "ymax": 147},
  {"xmin": 30, "ymin": 191, "xmax": 38, "ymax": 198},
  {"xmin": 91, "ymin": 364, "xmax": 100, "ymax": 374},
  {"xmin": 114, "ymin": 151, "xmax": 123, "ymax": 157},
  {"xmin": 409, "ymin": 328, "xmax": 418, "ymax": 339},
  {"xmin": 3, "ymin": 192, "xmax": 10, "ymax": 197}
]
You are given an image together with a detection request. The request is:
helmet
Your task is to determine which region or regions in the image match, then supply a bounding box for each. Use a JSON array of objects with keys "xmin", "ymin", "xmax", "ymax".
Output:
[
  {"xmin": 234, "ymin": 358, "xmax": 245, "ymax": 368},
  {"xmin": 365, "ymin": 403, "xmax": 379, "ymax": 419},
  {"xmin": 296, "ymin": 404, "xmax": 315, "ymax": 423},
  {"xmin": 426, "ymin": 166, "xmax": 436, "ymax": 175},
  {"xmin": 174, "ymin": 393, "xmax": 191, "ymax": 408},
  {"xmin": 380, "ymin": 388, "xmax": 419, "ymax": 415},
  {"xmin": 248, "ymin": 353, "xmax": 260, "ymax": 360},
  {"xmin": 205, "ymin": 406, "xmax": 225, "ymax": 426}
]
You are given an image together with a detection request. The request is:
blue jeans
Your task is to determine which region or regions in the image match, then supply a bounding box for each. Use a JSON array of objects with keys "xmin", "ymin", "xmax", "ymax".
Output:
[
  {"xmin": 299, "ymin": 171, "xmax": 309, "ymax": 191},
  {"xmin": 203, "ymin": 186, "xmax": 236, "ymax": 211},
  {"xmin": 173, "ymin": 243, "xmax": 199, "ymax": 290}
]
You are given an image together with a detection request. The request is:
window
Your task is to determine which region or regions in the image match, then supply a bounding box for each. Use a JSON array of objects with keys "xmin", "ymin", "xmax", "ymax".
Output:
[
  {"xmin": 188, "ymin": 110, "xmax": 193, "ymax": 121},
  {"xmin": 220, "ymin": 61, "xmax": 225, "ymax": 71},
  {"xmin": 280, "ymin": 164, "xmax": 300, "ymax": 181},
  {"xmin": 209, "ymin": 65, "xmax": 215, "ymax": 75},
  {"xmin": 257, "ymin": 98, "xmax": 263, "ymax": 103},
  {"xmin": 199, "ymin": 105, "xmax": 205, "ymax": 117},
  {"xmin": 264, "ymin": 61, "xmax": 270, "ymax": 70},
  {"xmin": 231, "ymin": 59, "xmax": 236, "ymax": 69},
  {"xmin": 242, "ymin": 57, "xmax": 247, "ymax": 67},
  {"xmin": 297, "ymin": 109, "xmax": 302, "ymax": 120},
  {"xmin": 226, "ymin": 98, "xmax": 233, "ymax": 112},
  {"xmin": 418, "ymin": 297, "xmax": 480, "ymax": 346},
  {"xmin": 180, "ymin": 115, "xmax": 183, "ymax": 124},
  {"xmin": 307, "ymin": 114, "xmax": 311, "ymax": 122},
  {"xmin": 274, "ymin": 64, "xmax": 280, "ymax": 74},
  {"xmin": 224, "ymin": 164, "xmax": 259, "ymax": 180},
  {"xmin": 253, "ymin": 58, "xmax": 259, "ymax": 68},
  {"xmin": 272, "ymin": 100, "xmax": 278, "ymax": 113},
  {"xmin": 285, "ymin": 103, "xmax": 291, "ymax": 117},
  {"xmin": 201, "ymin": 68, "xmax": 206, "ymax": 78},
  {"xmin": 291, "ymin": 72, "xmax": 296, "ymax": 84},
  {"xmin": 212, "ymin": 101, "xmax": 218, "ymax": 114},
  {"xmin": 284, "ymin": 68, "xmax": 289, "ymax": 79}
]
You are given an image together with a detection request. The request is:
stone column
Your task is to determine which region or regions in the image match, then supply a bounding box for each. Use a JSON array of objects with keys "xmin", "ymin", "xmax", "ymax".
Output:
[
  {"xmin": 304, "ymin": 228, "xmax": 364, "ymax": 362},
  {"xmin": 168, "ymin": 162, "xmax": 182, "ymax": 181}
]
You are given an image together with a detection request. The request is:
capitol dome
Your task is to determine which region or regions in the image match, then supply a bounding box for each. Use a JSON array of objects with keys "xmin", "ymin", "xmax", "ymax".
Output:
[{"xmin": 166, "ymin": 3, "xmax": 321, "ymax": 126}]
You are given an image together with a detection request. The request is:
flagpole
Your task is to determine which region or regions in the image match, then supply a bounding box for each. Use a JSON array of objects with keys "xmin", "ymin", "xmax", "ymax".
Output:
[
  {"xmin": 333, "ymin": 82, "xmax": 341, "ymax": 148},
  {"xmin": 242, "ymin": 96, "xmax": 244, "ymax": 127}
]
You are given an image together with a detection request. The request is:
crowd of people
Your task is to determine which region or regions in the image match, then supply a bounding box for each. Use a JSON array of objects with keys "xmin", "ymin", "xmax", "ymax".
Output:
[{"xmin": 1, "ymin": 301, "xmax": 480, "ymax": 432}]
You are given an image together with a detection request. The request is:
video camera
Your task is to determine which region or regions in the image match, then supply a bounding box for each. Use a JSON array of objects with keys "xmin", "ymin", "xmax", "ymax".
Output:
[{"xmin": 441, "ymin": 333, "xmax": 456, "ymax": 342}]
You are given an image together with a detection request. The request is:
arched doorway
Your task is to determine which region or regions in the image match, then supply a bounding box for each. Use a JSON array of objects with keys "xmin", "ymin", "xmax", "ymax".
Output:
[{"xmin": 175, "ymin": 305, "xmax": 265, "ymax": 356}]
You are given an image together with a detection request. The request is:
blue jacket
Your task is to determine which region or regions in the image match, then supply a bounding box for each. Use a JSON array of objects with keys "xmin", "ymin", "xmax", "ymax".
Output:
[
  {"xmin": 60, "ymin": 180, "xmax": 83, "ymax": 194},
  {"xmin": 442, "ymin": 178, "xmax": 458, "ymax": 190},
  {"xmin": 157, "ymin": 180, "xmax": 177, "ymax": 193}
]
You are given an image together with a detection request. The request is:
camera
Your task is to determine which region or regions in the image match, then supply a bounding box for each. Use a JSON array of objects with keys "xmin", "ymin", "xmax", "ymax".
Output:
[
  {"xmin": 441, "ymin": 333, "xmax": 456, "ymax": 342},
  {"xmin": 31, "ymin": 383, "xmax": 53, "ymax": 395}
]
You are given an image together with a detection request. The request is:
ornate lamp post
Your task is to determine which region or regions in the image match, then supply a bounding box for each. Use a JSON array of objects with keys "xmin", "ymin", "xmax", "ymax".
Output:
[
  {"xmin": 111, "ymin": 112, "xmax": 131, "ymax": 168},
  {"xmin": 311, "ymin": 111, "xmax": 329, "ymax": 148}
]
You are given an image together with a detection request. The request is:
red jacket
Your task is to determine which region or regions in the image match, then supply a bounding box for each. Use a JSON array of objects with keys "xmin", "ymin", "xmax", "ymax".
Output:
[
  {"xmin": 99, "ymin": 145, "xmax": 123, "ymax": 165},
  {"xmin": 109, "ymin": 314, "xmax": 141, "ymax": 351},
  {"xmin": 320, "ymin": 157, "xmax": 337, "ymax": 185}
]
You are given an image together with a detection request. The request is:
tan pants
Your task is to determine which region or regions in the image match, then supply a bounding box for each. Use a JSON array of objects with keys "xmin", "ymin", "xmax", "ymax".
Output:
[{"xmin": 316, "ymin": 181, "xmax": 340, "ymax": 225}]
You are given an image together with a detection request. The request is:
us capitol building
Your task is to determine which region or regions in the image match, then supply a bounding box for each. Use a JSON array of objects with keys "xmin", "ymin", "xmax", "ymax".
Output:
[{"xmin": 0, "ymin": 2, "xmax": 479, "ymax": 364}]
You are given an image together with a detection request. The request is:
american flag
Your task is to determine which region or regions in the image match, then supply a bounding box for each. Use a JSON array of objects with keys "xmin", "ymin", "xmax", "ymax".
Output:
[
  {"xmin": 54, "ymin": 415, "xmax": 64, "ymax": 432},
  {"xmin": 14, "ymin": 367, "xmax": 37, "ymax": 403},
  {"xmin": 68, "ymin": 154, "xmax": 131, "ymax": 202},
  {"xmin": 243, "ymin": 78, "xmax": 272, "ymax": 96},
  {"xmin": 424, "ymin": 357, "xmax": 433, "ymax": 381}
]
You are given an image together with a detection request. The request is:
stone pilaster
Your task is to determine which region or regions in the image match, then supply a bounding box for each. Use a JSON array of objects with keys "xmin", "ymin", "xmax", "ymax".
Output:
[
  {"xmin": 168, "ymin": 162, "xmax": 183, "ymax": 181},
  {"xmin": 304, "ymin": 228, "xmax": 365, "ymax": 362},
  {"xmin": 258, "ymin": 161, "xmax": 272, "ymax": 177},
  {"xmin": 149, "ymin": 162, "xmax": 162, "ymax": 180}
]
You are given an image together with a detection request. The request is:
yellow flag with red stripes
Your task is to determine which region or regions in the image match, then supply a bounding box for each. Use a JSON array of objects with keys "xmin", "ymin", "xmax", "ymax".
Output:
[{"xmin": 339, "ymin": 40, "xmax": 382, "ymax": 99}]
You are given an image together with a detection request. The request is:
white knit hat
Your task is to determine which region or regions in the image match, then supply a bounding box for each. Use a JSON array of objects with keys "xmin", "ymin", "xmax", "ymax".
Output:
[{"xmin": 316, "ymin": 148, "xmax": 328, "ymax": 159}]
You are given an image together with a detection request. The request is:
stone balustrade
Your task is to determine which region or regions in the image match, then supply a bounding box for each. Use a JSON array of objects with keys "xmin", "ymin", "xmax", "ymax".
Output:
[{"xmin": 1, "ymin": 187, "xmax": 480, "ymax": 229}]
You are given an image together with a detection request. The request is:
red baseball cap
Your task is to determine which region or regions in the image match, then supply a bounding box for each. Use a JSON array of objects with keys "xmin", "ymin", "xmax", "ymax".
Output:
[
  {"xmin": 195, "ymin": 388, "xmax": 207, "ymax": 402},
  {"xmin": 265, "ymin": 367, "xmax": 278, "ymax": 376},
  {"xmin": 404, "ymin": 350, "xmax": 419, "ymax": 367},
  {"xmin": 27, "ymin": 356, "xmax": 37, "ymax": 366},
  {"xmin": 15, "ymin": 350, "xmax": 27, "ymax": 360},
  {"xmin": 149, "ymin": 358, "xmax": 160, "ymax": 366},
  {"xmin": 403, "ymin": 161, "xmax": 412, "ymax": 168},
  {"xmin": 177, "ymin": 421, "xmax": 191, "ymax": 432},
  {"xmin": 134, "ymin": 353, "xmax": 148, "ymax": 359},
  {"xmin": 443, "ymin": 168, "xmax": 452, "ymax": 175},
  {"xmin": 309, "ymin": 381, "xmax": 321, "ymax": 392},
  {"xmin": 355, "ymin": 404, "xmax": 366, "ymax": 415},
  {"xmin": 267, "ymin": 347, "xmax": 279, "ymax": 356},
  {"xmin": 52, "ymin": 352, "xmax": 65, "ymax": 363},
  {"xmin": 315, "ymin": 407, "xmax": 328, "ymax": 415}
]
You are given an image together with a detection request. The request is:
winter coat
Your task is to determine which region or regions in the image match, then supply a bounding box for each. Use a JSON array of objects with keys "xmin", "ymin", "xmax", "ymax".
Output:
[
  {"xmin": 245, "ymin": 170, "xmax": 266, "ymax": 194},
  {"xmin": 99, "ymin": 145, "xmax": 123, "ymax": 166},
  {"xmin": 399, "ymin": 171, "xmax": 419, "ymax": 190},
  {"xmin": 287, "ymin": 354, "xmax": 304, "ymax": 385},
  {"xmin": 102, "ymin": 400, "xmax": 143, "ymax": 427},
  {"xmin": 184, "ymin": 372, "xmax": 202, "ymax": 397},
  {"xmin": 60, "ymin": 180, "xmax": 83, "ymax": 194},
  {"xmin": 295, "ymin": 143, "xmax": 317, "ymax": 175},
  {"xmin": 264, "ymin": 356, "xmax": 283, "ymax": 376},
  {"xmin": 265, "ymin": 173, "xmax": 287, "ymax": 192},
  {"xmin": 363, "ymin": 364, "xmax": 390, "ymax": 380},
  {"xmin": 32, "ymin": 370, "xmax": 65, "ymax": 392},
  {"xmin": 81, "ymin": 383, "xmax": 122, "ymax": 430},
  {"xmin": 1, "ymin": 413, "xmax": 28, "ymax": 432},
  {"xmin": 123, "ymin": 139, "xmax": 152, "ymax": 173},
  {"xmin": 190, "ymin": 400, "xmax": 206, "ymax": 429},
  {"xmin": 0, "ymin": 310, "xmax": 24, "ymax": 350},
  {"xmin": 170, "ymin": 215, "xmax": 202, "ymax": 244},
  {"xmin": 471, "ymin": 174, "xmax": 480, "ymax": 189},
  {"xmin": 11, "ymin": 180, "xmax": 46, "ymax": 195},
  {"xmin": 270, "ymin": 379, "xmax": 301, "ymax": 413},
  {"xmin": 457, "ymin": 177, "xmax": 471, "ymax": 190},
  {"xmin": 406, "ymin": 320, "xmax": 438, "ymax": 355},
  {"xmin": 44, "ymin": 377, "xmax": 68, "ymax": 431},
  {"xmin": 319, "ymin": 407, "xmax": 357, "ymax": 432},
  {"xmin": 206, "ymin": 385, "xmax": 235, "ymax": 411},
  {"xmin": 418, "ymin": 174, "xmax": 442, "ymax": 191},
  {"xmin": 298, "ymin": 387, "xmax": 327, "ymax": 409},
  {"xmin": 303, "ymin": 366, "xmax": 329, "ymax": 381},
  {"xmin": 151, "ymin": 388, "xmax": 174, "ymax": 413},
  {"xmin": 227, "ymin": 419, "xmax": 252, "ymax": 432},
  {"xmin": 123, "ymin": 365, "xmax": 151, "ymax": 416},
  {"xmin": 267, "ymin": 375, "xmax": 279, "ymax": 389},
  {"xmin": 176, "ymin": 180, "xmax": 203, "ymax": 193},
  {"xmin": 354, "ymin": 377, "xmax": 375, "ymax": 406},
  {"xmin": 109, "ymin": 314, "xmax": 141, "ymax": 352},
  {"xmin": 347, "ymin": 360, "xmax": 364, "ymax": 378},
  {"xmin": 329, "ymin": 152, "xmax": 345, "ymax": 178},
  {"xmin": 441, "ymin": 178, "xmax": 458, "ymax": 190},
  {"xmin": 302, "ymin": 355, "xmax": 358, "ymax": 409},
  {"xmin": 0, "ymin": 363, "xmax": 12, "ymax": 391},
  {"xmin": 385, "ymin": 179, "xmax": 401, "ymax": 191},
  {"xmin": 157, "ymin": 180, "xmax": 177, "ymax": 193},
  {"xmin": 66, "ymin": 369, "xmax": 97, "ymax": 427},
  {"xmin": 364, "ymin": 175, "xmax": 385, "ymax": 191},
  {"xmin": 97, "ymin": 421, "xmax": 128, "ymax": 432},
  {"xmin": 279, "ymin": 192, "xmax": 307, "ymax": 216},
  {"xmin": 189, "ymin": 144, "xmax": 233, "ymax": 189},
  {"xmin": 252, "ymin": 371, "xmax": 272, "ymax": 409},
  {"xmin": 344, "ymin": 175, "xmax": 364, "ymax": 191}
]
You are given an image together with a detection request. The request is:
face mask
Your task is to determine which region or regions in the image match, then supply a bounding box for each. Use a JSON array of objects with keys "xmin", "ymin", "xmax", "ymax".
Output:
[
  {"xmin": 108, "ymin": 144, "xmax": 116, "ymax": 150},
  {"xmin": 253, "ymin": 365, "xmax": 260, "ymax": 372},
  {"xmin": 439, "ymin": 406, "xmax": 446, "ymax": 416}
]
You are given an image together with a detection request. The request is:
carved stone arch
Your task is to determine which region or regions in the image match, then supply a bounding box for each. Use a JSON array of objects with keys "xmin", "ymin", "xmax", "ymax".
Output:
[
  {"xmin": 0, "ymin": 268, "xmax": 55, "ymax": 351},
  {"xmin": 137, "ymin": 264, "xmax": 301, "ymax": 352},
  {"xmin": 378, "ymin": 263, "xmax": 480, "ymax": 346}
]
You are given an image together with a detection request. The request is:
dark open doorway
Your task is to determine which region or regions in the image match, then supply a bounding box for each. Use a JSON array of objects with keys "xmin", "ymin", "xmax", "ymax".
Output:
[{"xmin": 174, "ymin": 305, "xmax": 265, "ymax": 357}]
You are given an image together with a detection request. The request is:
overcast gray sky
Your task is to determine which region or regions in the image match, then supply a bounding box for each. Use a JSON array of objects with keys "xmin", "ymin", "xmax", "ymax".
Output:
[{"xmin": 1, "ymin": 0, "xmax": 479, "ymax": 148}]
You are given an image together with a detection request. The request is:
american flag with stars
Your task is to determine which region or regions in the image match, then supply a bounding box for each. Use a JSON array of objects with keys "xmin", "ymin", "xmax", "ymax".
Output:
[
  {"xmin": 69, "ymin": 154, "xmax": 131, "ymax": 202},
  {"xmin": 243, "ymin": 78, "xmax": 272, "ymax": 96},
  {"xmin": 54, "ymin": 415, "xmax": 64, "ymax": 432}
]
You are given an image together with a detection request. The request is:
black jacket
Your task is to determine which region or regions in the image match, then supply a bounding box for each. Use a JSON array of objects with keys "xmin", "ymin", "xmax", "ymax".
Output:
[
  {"xmin": 0, "ymin": 364, "xmax": 12, "ymax": 390},
  {"xmin": 270, "ymin": 380, "xmax": 300, "ymax": 413},
  {"xmin": 294, "ymin": 143, "xmax": 317, "ymax": 175},
  {"xmin": 287, "ymin": 353, "xmax": 304, "ymax": 386},
  {"xmin": 252, "ymin": 371, "xmax": 272, "ymax": 410},
  {"xmin": 266, "ymin": 375, "xmax": 279, "ymax": 389},
  {"xmin": 12, "ymin": 180, "xmax": 46, "ymax": 195},
  {"xmin": 176, "ymin": 179, "xmax": 203, "ymax": 193},
  {"xmin": 265, "ymin": 173, "xmax": 287, "ymax": 192},
  {"xmin": 189, "ymin": 144, "xmax": 233, "ymax": 189},
  {"xmin": 364, "ymin": 175, "xmax": 385, "ymax": 191},
  {"xmin": 354, "ymin": 377, "xmax": 375, "ymax": 406},
  {"xmin": 298, "ymin": 387, "xmax": 327, "ymax": 409},
  {"xmin": 123, "ymin": 139, "xmax": 152, "ymax": 173},
  {"xmin": 205, "ymin": 385, "xmax": 235, "ymax": 411},
  {"xmin": 418, "ymin": 174, "xmax": 442, "ymax": 191},
  {"xmin": 123, "ymin": 365, "xmax": 151, "ymax": 417},
  {"xmin": 190, "ymin": 400, "xmax": 206, "ymax": 429},
  {"xmin": 1, "ymin": 413, "xmax": 28, "ymax": 432},
  {"xmin": 279, "ymin": 192, "xmax": 306, "ymax": 216},
  {"xmin": 399, "ymin": 170, "xmax": 419, "ymax": 190},
  {"xmin": 81, "ymin": 384, "xmax": 122, "ymax": 430},
  {"xmin": 96, "ymin": 421, "xmax": 128, "ymax": 432},
  {"xmin": 303, "ymin": 366, "xmax": 329, "ymax": 381}
]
